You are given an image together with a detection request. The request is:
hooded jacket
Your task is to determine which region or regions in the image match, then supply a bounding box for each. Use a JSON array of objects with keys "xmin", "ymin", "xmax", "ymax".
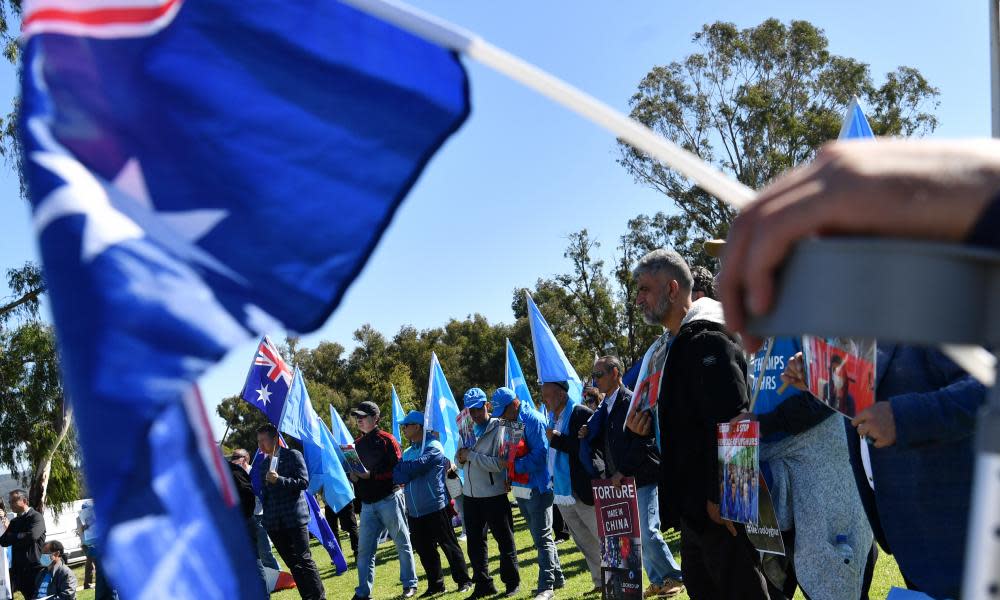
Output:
[
  {"xmin": 656, "ymin": 298, "xmax": 749, "ymax": 530},
  {"xmin": 458, "ymin": 418, "xmax": 508, "ymax": 498}
]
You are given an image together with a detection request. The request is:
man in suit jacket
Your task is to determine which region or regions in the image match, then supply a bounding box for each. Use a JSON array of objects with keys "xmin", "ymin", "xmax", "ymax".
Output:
[
  {"xmin": 0, "ymin": 489, "xmax": 45, "ymax": 599},
  {"xmin": 252, "ymin": 423, "xmax": 326, "ymax": 600},
  {"xmin": 582, "ymin": 356, "xmax": 684, "ymax": 597},
  {"xmin": 33, "ymin": 540, "xmax": 76, "ymax": 600}
]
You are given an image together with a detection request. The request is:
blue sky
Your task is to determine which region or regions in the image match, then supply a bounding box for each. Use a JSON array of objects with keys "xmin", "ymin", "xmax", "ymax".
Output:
[{"xmin": 0, "ymin": 0, "xmax": 990, "ymax": 437}]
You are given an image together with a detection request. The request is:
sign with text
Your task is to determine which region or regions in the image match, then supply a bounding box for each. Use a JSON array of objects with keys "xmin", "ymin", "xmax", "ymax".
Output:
[{"xmin": 592, "ymin": 478, "xmax": 642, "ymax": 600}]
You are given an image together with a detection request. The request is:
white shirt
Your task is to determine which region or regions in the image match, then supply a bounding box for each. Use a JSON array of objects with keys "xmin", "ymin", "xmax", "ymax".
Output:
[{"xmin": 604, "ymin": 387, "xmax": 620, "ymax": 415}]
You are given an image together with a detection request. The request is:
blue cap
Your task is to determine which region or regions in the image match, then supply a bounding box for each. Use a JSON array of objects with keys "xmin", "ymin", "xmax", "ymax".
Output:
[
  {"xmin": 463, "ymin": 387, "xmax": 488, "ymax": 410},
  {"xmin": 400, "ymin": 410, "xmax": 424, "ymax": 426},
  {"xmin": 491, "ymin": 387, "xmax": 517, "ymax": 418}
]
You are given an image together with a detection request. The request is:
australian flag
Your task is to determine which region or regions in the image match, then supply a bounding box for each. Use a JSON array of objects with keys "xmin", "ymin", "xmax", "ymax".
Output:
[
  {"xmin": 242, "ymin": 336, "xmax": 293, "ymax": 426},
  {"xmin": 21, "ymin": 0, "xmax": 469, "ymax": 597}
]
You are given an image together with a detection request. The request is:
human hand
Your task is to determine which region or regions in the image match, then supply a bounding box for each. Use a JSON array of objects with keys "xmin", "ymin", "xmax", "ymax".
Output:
[
  {"xmin": 851, "ymin": 403, "xmax": 896, "ymax": 448},
  {"xmin": 545, "ymin": 428, "xmax": 555, "ymax": 442},
  {"xmin": 265, "ymin": 470, "xmax": 278, "ymax": 485},
  {"xmin": 728, "ymin": 412, "xmax": 756, "ymax": 426},
  {"xmin": 578, "ymin": 424, "xmax": 589, "ymax": 439},
  {"xmin": 719, "ymin": 139, "xmax": 1000, "ymax": 351},
  {"xmin": 625, "ymin": 407, "xmax": 652, "ymax": 437},
  {"xmin": 610, "ymin": 472, "xmax": 624, "ymax": 487},
  {"xmin": 707, "ymin": 501, "xmax": 737, "ymax": 537},
  {"xmin": 781, "ymin": 353, "xmax": 808, "ymax": 391},
  {"xmin": 457, "ymin": 448, "xmax": 469, "ymax": 464}
]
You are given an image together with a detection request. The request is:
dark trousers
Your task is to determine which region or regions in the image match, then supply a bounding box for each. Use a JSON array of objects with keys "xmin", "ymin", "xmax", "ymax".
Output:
[
  {"xmin": 268, "ymin": 524, "xmax": 327, "ymax": 600},
  {"xmin": 552, "ymin": 505, "xmax": 569, "ymax": 540},
  {"xmin": 464, "ymin": 495, "xmax": 520, "ymax": 592},
  {"xmin": 82, "ymin": 545, "xmax": 95, "ymax": 588},
  {"xmin": 680, "ymin": 519, "xmax": 770, "ymax": 600},
  {"xmin": 324, "ymin": 502, "xmax": 359, "ymax": 555},
  {"xmin": 408, "ymin": 507, "xmax": 471, "ymax": 590},
  {"xmin": 12, "ymin": 564, "xmax": 43, "ymax": 600}
]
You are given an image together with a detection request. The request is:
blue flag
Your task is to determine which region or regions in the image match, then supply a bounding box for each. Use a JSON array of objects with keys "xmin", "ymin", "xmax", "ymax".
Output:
[
  {"xmin": 839, "ymin": 97, "xmax": 875, "ymax": 140},
  {"xmin": 280, "ymin": 370, "xmax": 355, "ymax": 515},
  {"xmin": 329, "ymin": 405, "xmax": 354, "ymax": 447},
  {"xmin": 391, "ymin": 385, "xmax": 406, "ymax": 444},
  {"xmin": 505, "ymin": 338, "xmax": 538, "ymax": 412},
  {"xmin": 422, "ymin": 353, "xmax": 461, "ymax": 465},
  {"xmin": 21, "ymin": 0, "xmax": 468, "ymax": 596},
  {"xmin": 242, "ymin": 336, "xmax": 294, "ymax": 425}
]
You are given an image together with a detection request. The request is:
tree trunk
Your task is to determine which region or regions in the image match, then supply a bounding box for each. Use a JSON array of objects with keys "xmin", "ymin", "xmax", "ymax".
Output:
[
  {"xmin": 0, "ymin": 286, "xmax": 43, "ymax": 319},
  {"xmin": 28, "ymin": 400, "xmax": 73, "ymax": 511}
]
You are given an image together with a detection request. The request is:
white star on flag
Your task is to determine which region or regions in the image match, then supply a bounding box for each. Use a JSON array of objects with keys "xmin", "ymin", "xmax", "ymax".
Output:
[{"xmin": 256, "ymin": 384, "xmax": 272, "ymax": 406}]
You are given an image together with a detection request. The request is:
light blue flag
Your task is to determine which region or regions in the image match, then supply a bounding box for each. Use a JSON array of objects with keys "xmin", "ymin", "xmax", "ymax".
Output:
[
  {"xmin": 505, "ymin": 339, "xmax": 538, "ymax": 412},
  {"xmin": 524, "ymin": 291, "xmax": 582, "ymax": 504},
  {"xmin": 422, "ymin": 353, "xmax": 461, "ymax": 467},
  {"xmin": 328, "ymin": 404, "xmax": 354, "ymax": 447},
  {"xmin": 280, "ymin": 370, "xmax": 355, "ymax": 514},
  {"xmin": 391, "ymin": 385, "xmax": 406, "ymax": 444},
  {"xmin": 839, "ymin": 97, "xmax": 875, "ymax": 140}
]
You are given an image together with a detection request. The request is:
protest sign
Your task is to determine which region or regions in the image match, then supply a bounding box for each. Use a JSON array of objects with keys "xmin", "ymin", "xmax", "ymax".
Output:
[
  {"xmin": 718, "ymin": 421, "xmax": 760, "ymax": 524},
  {"xmin": 802, "ymin": 336, "xmax": 876, "ymax": 418},
  {"xmin": 592, "ymin": 478, "xmax": 643, "ymax": 600}
]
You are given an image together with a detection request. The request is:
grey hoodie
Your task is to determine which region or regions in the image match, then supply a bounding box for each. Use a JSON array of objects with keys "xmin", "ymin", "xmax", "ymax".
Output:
[{"xmin": 458, "ymin": 418, "xmax": 508, "ymax": 498}]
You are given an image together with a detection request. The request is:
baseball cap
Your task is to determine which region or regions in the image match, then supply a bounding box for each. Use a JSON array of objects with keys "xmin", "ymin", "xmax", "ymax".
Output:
[
  {"xmin": 490, "ymin": 387, "xmax": 517, "ymax": 418},
  {"xmin": 400, "ymin": 410, "xmax": 424, "ymax": 426},
  {"xmin": 463, "ymin": 387, "xmax": 488, "ymax": 410},
  {"xmin": 351, "ymin": 401, "xmax": 380, "ymax": 418}
]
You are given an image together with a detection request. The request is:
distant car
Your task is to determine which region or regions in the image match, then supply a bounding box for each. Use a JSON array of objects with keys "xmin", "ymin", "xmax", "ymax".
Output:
[{"xmin": 42, "ymin": 499, "xmax": 90, "ymax": 566}]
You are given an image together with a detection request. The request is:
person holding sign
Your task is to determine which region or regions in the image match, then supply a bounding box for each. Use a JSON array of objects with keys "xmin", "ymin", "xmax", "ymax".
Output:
[
  {"xmin": 492, "ymin": 387, "xmax": 565, "ymax": 600},
  {"xmin": 581, "ymin": 355, "xmax": 684, "ymax": 598},
  {"xmin": 349, "ymin": 401, "xmax": 418, "ymax": 600},
  {"xmin": 455, "ymin": 388, "xmax": 521, "ymax": 600},
  {"xmin": 625, "ymin": 249, "xmax": 769, "ymax": 600},
  {"xmin": 253, "ymin": 423, "xmax": 326, "ymax": 600},
  {"xmin": 393, "ymin": 411, "xmax": 473, "ymax": 597}
]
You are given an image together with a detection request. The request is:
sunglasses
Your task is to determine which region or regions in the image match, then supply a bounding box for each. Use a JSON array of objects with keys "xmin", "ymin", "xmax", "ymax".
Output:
[{"xmin": 590, "ymin": 370, "xmax": 607, "ymax": 379}]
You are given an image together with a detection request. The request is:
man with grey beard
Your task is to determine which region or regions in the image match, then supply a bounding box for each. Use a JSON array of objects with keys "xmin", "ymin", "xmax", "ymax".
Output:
[{"xmin": 626, "ymin": 248, "xmax": 769, "ymax": 600}]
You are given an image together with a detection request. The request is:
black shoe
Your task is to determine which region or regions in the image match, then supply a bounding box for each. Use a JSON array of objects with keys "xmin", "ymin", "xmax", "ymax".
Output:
[
  {"xmin": 420, "ymin": 587, "xmax": 446, "ymax": 598},
  {"xmin": 403, "ymin": 588, "xmax": 418, "ymax": 599},
  {"xmin": 502, "ymin": 586, "xmax": 520, "ymax": 598},
  {"xmin": 458, "ymin": 582, "xmax": 475, "ymax": 594},
  {"xmin": 467, "ymin": 585, "xmax": 498, "ymax": 600}
]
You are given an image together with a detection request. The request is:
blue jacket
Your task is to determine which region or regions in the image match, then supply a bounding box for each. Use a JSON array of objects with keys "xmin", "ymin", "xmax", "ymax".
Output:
[
  {"xmin": 513, "ymin": 402, "xmax": 552, "ymax": 494},
  {"xmin": 393, "ymin": 439, "xmax": 448, "ymax": 518},
  {"xmin": 846, "ymin": 344, "xmax": 985, "ymax": 599}
]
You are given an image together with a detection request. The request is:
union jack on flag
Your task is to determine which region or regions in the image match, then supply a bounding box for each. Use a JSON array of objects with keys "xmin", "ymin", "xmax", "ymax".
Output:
[
  {"xmin": 242, "ymin": 336, "xmax": 294, "ymax": 425},
  {"xmin": 254, "ymin": 336, "xmax": 292, "ymax": 387}
]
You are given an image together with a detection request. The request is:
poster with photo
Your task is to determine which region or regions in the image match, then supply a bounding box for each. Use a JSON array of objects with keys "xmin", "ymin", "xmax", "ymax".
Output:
[
  {"xmin": 802, "ymin": 336, "xmax": 876, "ymax": 418},
  {"xmin": 339, "ymin": 444, "xmax": 368, "ymax": 476},
  {"xmin": 630, "ymin": 370, "xmax": 661, "ymax": 415},
  {"xmin": 592, "ymin": 478, "xmax": 643, "ymax": 600},
  {"xmin": 746, "ymin": 474, "xmax": 784, "ymax": 555},
  {"xmin": 499, "ymin": 420, "xmax": 525, "ymax": 465},
  {"xmin": 456, "ymin": 408, "xmax": 476, "ymax": 448},
  {"xmin": 718, "ymin": 421, "xmax": 759, "ymax": 524}
]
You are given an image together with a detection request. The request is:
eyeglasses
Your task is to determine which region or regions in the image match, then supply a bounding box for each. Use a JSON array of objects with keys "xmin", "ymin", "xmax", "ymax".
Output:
[{"xmin": 590, "ymin": 371, "xmax": 607, "ymax": 379}]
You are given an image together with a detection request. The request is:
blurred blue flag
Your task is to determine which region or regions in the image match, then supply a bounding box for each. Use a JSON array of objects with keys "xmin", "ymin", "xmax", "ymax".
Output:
[
  {"xmin": 280, "ymin": 369, "xmax": 355, "ymax": 516},
  {"xmin": 242, "ymin": 336, "xmax": 293, "ymax": 425},
  {"xmin": 329, "ymin": 405, "xmax": 354, "ymax": 447},
  {"xmin": 391, "ymin": 385, "xmax": 406, "ymax": 444},
  {"xmin": 21, "ymin": 0, "xmax": 468, "ymax": 596},
  {"xmin": 505, "ymin": 338, "xmax": 538, "ymax": 412},
  {"xmin": 422, "ymin": 353, "xmax": 461, "ymax": 464},
  {"xmin": 839, "ymin": 97, "xmax": 875, "ymax": 140}
]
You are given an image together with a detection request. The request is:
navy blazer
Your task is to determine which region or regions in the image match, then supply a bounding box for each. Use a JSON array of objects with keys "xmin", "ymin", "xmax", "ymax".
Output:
[
  {"xmin": 252, "ymin": 446, "xmax": 310, "ymax": 531},
  {"xmin": 846, "ymin": 344, "xmax": 985, "ymax": 599}
]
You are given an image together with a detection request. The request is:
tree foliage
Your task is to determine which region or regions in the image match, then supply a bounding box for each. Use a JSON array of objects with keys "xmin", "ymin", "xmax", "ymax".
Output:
[{"xmin": 618, "ymin": 19, "xmax": 940, "ymax": 264}]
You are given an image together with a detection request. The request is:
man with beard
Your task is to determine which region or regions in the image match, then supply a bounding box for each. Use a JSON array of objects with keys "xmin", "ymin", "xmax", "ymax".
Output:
[{"xmin": 626, "ymin": 248, "xmax": 769, "ymax": 600}]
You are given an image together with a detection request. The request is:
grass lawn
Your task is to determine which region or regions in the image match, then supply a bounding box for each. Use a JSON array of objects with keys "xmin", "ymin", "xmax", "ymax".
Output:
[{"xmin": 59, "ymin": 502, "xmax": 905, "ymax": 600}]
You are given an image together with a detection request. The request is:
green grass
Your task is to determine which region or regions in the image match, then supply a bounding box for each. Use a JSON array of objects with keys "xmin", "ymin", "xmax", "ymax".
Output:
[{"xmin": 59, "ymin": 502, "xmax": 906, "ymax": 600}]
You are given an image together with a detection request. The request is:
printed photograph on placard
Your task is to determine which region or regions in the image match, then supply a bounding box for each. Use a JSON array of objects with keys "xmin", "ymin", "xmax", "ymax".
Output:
[
  {"xmin": 630, "ymin": 370, "xmax": 661, "ymax": 415},
  {"xmin": 456, "ymin": 408, "xmax": 476, "ymax": 448},
  {"xmin": 745, "ymin": 474, "xmax": 785, "ymax": 555},
  {"xmin": 802, "ymin": 336, "xmax": 876, "ymax": 418},
  {"xmin": 592, "ymin": 478, "xmax": 643, "ymax": 600},
  {"xmin": 339, "ymin": 444, "xmax": 369, "ymax": 476},
  {"xmin": 499, "ymin": 419, "xmax": 525, "ymax": 465},
  {"xmin": 718, "ymin": 421, "xmax": 759, "ymax": 524}
]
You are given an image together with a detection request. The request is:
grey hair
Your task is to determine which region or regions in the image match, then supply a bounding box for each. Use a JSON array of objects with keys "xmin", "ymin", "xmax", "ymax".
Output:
[
  {"xmin": 598, "ymin": 355, "xmax": 624, "ymax": 378},
  {"xmin": 633, "ymin": 248, "xmax": 693, "ymax": 291}
]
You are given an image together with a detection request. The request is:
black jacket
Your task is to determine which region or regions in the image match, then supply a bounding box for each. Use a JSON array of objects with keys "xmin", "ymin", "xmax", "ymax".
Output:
[
  {"xmin": 354, "ymin": 428, "xmax": 402, "ymax": 504},
  {"xmin": 0, "ymin": 507, "xmax": 45, "ymax": 572},
  {"xmin": 601, "ymin": 387, "xmax": 660, "ymax": 487},
  {"xmin": 657, "ymin": 314, "xmax": 749, "ymax": 531},
  {"xmin": 549, "ymin": 403, "xmax": 603, "ymax": 505}
]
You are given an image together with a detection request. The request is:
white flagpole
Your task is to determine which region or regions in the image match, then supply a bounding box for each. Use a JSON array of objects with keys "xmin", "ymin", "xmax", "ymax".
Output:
[{"xmin": 342, "ymin": 0, "xmax": 995, "ymax": 386}]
